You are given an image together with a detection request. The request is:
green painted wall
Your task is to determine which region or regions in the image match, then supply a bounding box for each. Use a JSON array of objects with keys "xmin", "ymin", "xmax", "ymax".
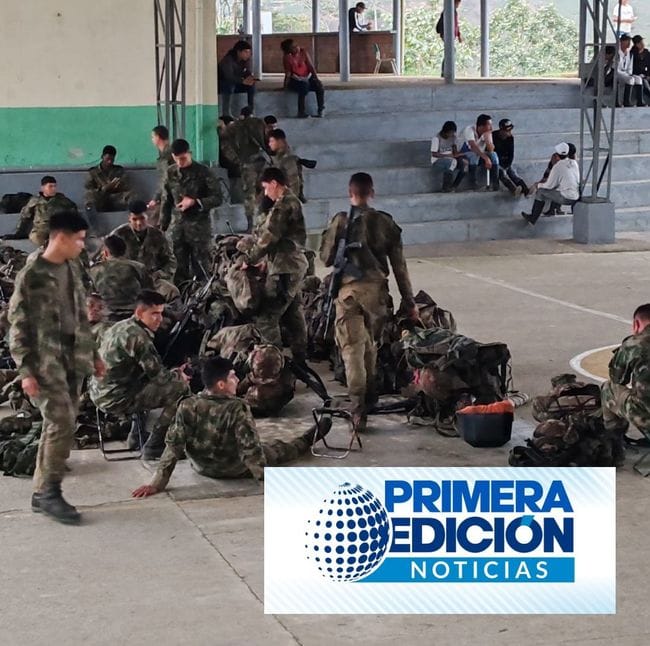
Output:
[{"xmin": 0, "ymin": 104, "xmax": 218, "ymax": 170}]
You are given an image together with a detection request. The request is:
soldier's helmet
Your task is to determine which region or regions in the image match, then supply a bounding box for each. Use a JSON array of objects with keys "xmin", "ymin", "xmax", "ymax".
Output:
[{"xmin": 248, "ymin": 344, "xmax": 285, "ymax": 384}]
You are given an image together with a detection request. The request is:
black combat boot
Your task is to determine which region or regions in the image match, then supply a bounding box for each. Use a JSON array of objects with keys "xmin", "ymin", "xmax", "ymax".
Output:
[
  {"xmin": 441, "ymin": 171, "xmax": 454, "ymax": 193},
  {"xmin": 468, "ymin": 165, "xmax": 479, "ymax": 190},
  {"xmin": 521, "ymin": 198, "xmax": 545, "ymax": 225},
  {"xmin": 623, "ymin": 85, "xmax": 634, "ymax": 107},
  {"xmin": 489, "ymin": 165, "xmax": 501, "ymax": 192},
  {"xmin": 36, "ymin": 483, "xmax": 81, "ymax": 525},
  {"xmin": 636, "ymin": 85, "xmax": 646, "ymax": 107},
  {"xmin": 452, "ymin": 167, "xmax": 466, "ymax": 190}
]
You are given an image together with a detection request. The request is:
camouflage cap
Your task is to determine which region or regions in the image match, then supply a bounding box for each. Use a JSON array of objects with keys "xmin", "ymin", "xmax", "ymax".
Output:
[{"xmin": 249, "ymin": 344, "xmax": 285, "ymax": 384}]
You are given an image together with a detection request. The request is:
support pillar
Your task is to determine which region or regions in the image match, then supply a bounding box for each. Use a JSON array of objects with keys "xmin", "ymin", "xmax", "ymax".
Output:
[
  {"xmin": 392, "ymin": 0, "xmax": 402, "ymax": 74},
  {"xmin": 573, "ymin": 201, "xmax": 615, "ymax": 244},
  {"xmin": 338, "ymin": 0, "xmax": 350, "ymax": 82},
  {"xmin": 252, "ymin": 0, "xmax": 262, "ymax": 79},
  {"xmin": 443, "ymin": 0, "xmax": 455, "ymax": 83},
  {"xmin": 243, "ymin": 0, "xmax": 250, "ymax": 34},
  {"xmin": 312, "ymin": 0, "xmax": 320, "ymax": 32},
  {"xmin": 480, "ymin": 0, "xmax": 489, "ymax": 77}
]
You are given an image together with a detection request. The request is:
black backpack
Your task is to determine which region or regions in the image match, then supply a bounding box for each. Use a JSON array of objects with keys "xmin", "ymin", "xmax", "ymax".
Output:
[{"xmin": 435, "ymin": 12, "xmax": 444, "ymax": 38}]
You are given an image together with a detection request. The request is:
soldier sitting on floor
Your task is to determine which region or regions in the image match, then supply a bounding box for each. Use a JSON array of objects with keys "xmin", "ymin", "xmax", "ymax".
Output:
[
  {"xmin": 602, "ymin": 303, "xmax": 650, "ymax": 440},
  {"xmin": 131, "ymin": 356, "xmax": 331, "ymax": 497}
]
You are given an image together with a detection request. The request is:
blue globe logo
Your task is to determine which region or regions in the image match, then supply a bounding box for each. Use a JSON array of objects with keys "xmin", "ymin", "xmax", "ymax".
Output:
[{"xmin": 305, "ymin": 482, "xmax": 391, "ymax": 582}]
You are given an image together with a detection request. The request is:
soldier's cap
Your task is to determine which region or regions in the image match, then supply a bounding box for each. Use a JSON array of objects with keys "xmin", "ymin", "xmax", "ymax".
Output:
[
  {"xmin": 499, "ymin": 119, "xmax": 513, "ymax": 130},
  {"xmin": 102, "ymin": 145, "xmax": 117, "ymax": 157},
  {"xmin": 554, "ymin": 142, "xmax": 570, "ymax": 156},
  {"xmin": 249, "ymin": 344, "xmax": 284, "ymax": 383},
  {"xmin": 40, "ymin": 175, "xmax": 56, "ymax": 185},
  {"xmin": 128, "ymin": 200, "xmax": 148, "ymax": 215}
]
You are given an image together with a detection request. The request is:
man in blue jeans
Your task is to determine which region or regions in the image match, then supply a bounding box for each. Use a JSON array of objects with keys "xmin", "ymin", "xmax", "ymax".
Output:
[
  {"xmin": 218, "ymin": 40, "xmax": 256, "ymax": 118},
  {"xmin": 458, "ymin": 113, "xmax": 500, "ymax": 191},
  {"xmin": 280, "ymin": 39, "xmax": 325, "ymax": 118}
]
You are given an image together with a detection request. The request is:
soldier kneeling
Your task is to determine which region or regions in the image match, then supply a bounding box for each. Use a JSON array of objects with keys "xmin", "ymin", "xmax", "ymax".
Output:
[{"xmin": 131, "ymin": 356, "xmax": 331, "ymax": 497}]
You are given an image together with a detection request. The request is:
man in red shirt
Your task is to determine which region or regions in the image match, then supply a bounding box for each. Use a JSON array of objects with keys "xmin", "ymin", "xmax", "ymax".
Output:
[{"xmin": 280, "ymin": 39, "xmax": 325, "ymax": 118}]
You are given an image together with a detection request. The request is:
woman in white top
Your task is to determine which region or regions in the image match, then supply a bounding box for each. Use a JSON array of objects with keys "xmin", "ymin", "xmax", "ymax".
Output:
[
  {"xmin": 431, "ymin": 121, "xmax": 469, "ymax": 192},
  {"xmin": 613, "ymin": 0, "xmax": 636, "ymax": 37}
]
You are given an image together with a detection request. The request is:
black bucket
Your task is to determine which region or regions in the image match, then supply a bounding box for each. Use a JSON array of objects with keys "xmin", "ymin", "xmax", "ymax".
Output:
[{"xmin": 457, "ymin": 412, "xmax": 514, "ymax": 448}]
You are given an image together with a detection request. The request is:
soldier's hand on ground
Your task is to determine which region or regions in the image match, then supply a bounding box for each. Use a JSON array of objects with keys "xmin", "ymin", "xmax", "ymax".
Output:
[
  {"xmin": 132, "ymin": 484, "xmax": 160, "ymax": 498},
  {"xmin": 176, "ymin": 196, "xmax": 196, "ymax": 212},
  {"xmin": 94, "ymin": 358, "xmax": 106, "ymax": 379},
  {"xmin": 21, "ymin": 377, "xmax": 39, "ymax": 398}
]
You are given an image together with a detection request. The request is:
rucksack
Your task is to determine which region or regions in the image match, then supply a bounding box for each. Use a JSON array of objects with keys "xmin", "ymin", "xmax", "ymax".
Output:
[
  {"xmin": 435, "ymin": 12, "xmax": 444, "ymax": 38},
  {"xmin": 532, "ymin": 374, "xmax": 601, "ymax": 422}
]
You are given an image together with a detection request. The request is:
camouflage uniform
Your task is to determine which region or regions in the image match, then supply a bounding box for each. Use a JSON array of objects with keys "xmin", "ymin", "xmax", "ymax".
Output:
[
  {"xmin": 245, "ymin": 189, "xmax": 309, "ymax": 360},
  {"xmin": 149, "ymin": 144, "xmax": 174, "ymax": 227},
  {"xmin": 160, "ymin": 161, "xmax": 223, "ymax": 285},
  {"xmin": 110, "ymin": 223, "xmax": 179, "ymax": 302},
  {"xmin": 8, "ymin": 253, "xmax": 97, "ymax": 493},
  {"xmin": 231, "ymin": 117, "xmax": 268, "ymax": 231},
  {"xmin": 150, "ymin": 391, "xmax": 314, "ymax": 490},
  {"xmin": 320, "ymin": 206, "xmax": 415, "ymax": 416},
  {"xmin": 13, "ymin": 193, "xmax": 79, "ymax": 246},
  {"xmin": 601, "ymin": 327, "xmax": 650, "ymax": 436},
  {"xmin": 89, "ymin": 316, "xmax": 189, "ymax": 440},
  {"xmin": 84, "ymin": 163, "xmax": 135, "ymax": 212},
  {"xmin": 89, "ymin": 258, "xmax": 154, "ymax": 321},
  {"xmin": 271, "ymin": 148, "xmax": 304, "ymax": 202}
]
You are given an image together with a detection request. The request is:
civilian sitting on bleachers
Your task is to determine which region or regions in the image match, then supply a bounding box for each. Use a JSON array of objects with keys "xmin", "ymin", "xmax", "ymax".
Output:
[
  {"xmin": 493, "ymin": 119, "xmax": 529, "ymax": 197},
  {"xmin": 218, "ymin": 40, "xmax": 256, "ymax": 118},
  {"xmin": 84, "ymin": 145, "xmax": 135, "ymax": 212},
  {"xmin": 521, "ymin": 142, "xmax": 579, "ymax": 226},
  {"xmin": 458, "ymin": 114, "xmax": 500, "ymax": 191},
  {"xmin": 280, "ymin": 39, "xmax": 325, "ymax": 118},
  {"xmin": 1, "ymin": 175, "xmax": 78, "ymax": 245},
  {"xmin": 430, "ymin": 121, "xmax": 467, "ymax": 192},
  {"xmin": 617, "ymin": 34, "xmax": 645, "ymax": 106},
  {"xmin": 632, "ymin": 35, "xmax": 650, "ymax": 102}
]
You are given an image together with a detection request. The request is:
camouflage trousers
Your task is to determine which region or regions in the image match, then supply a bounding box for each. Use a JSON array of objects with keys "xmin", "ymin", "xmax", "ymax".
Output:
[
  {"xmin": 32, "ymin": 353, "xmax": 83, "ymax": 493},
  {"xmin": 169, "ymin": 216, "xmax": 213, "ymax": 285},
  {"xmin": 601, "ymin": 380, "xmax": 650, "ymax": 437},
  {"xmin": 154, "ymin": 277, "xmax": 181, "ymax": 303},
  {"xmin": 254, "ymin": 270, "xmax": 308, "ymax": 360},
  {"xmin": 261, "ymin": 428, "xmax": 312, "ymax": 467},
  {"xmin": 335, "ymin": 280, "xmax": 389, "ymax": 413},
  {"xmin": 84, "ymin": 190, "xmax": 136, "ymax": 213},
  {"xmin": 241, "ymin": 163, "xmax": 260, "ymax": 232}
]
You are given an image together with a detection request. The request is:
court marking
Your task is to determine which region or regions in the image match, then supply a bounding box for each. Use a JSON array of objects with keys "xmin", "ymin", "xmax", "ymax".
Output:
[{"xmin": 568, "ymin": 345, "xmax": 618, "ymax": 384}]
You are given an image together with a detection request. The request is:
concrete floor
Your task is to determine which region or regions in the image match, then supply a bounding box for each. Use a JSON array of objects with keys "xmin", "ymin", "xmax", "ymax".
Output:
[{"xmin": 2, "ymin": 236, "xmax": 650, "ymax": 645}]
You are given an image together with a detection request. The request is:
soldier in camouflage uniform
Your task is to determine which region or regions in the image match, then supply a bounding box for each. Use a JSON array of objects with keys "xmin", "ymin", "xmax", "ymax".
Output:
[
  {"xmin": 231, "ymin": 112, "xmax": 268, "ymax": 232},
  {"xmin": 320, "ymin": 172, "xmax": 417, "ymax": 429},
  {"xmin": 1, "ymin": 176, "xmax": 78, "ymax": 245},
  {"xmin": 160, "ymin": 139, "xmax": 223, "ymax": 285},
  {"xmin": 267, "ymin": 128, "xmax": 304, "ymax": 202},
  {"xmin": 90, "ymin": 290, "xmax": 190, "ymax": 459},
  {"xmin": 132, "ymin": 356, "xmax": 330, "ymax": 496},
  {"xmin": 89, "ymin": 235, "xmax": 154, "ymax": 321},
  {"xmin": 84, "ymin": 145, "xmax": 135, "ymax": 212},
  {"xmin": 602, "ymin": 304, "xmax": 650, "ymax": 438},
  {"xmin": 86, "ymin": 292, "xmax": 113, "ymax": 345},
  {"xmin": 111, "ymin": 200, "xmax": 179, "ymax": 302},
  {"xmin": 237, "ymin": 167, "xmax": 309, "ymax": 362},
  {"xmin": 146, "ymin": 126, "xmax": 174, "ymax": 227},
  {"xmin": 8, "ymin": 212, "xmax": 104, "ymax": 524}
]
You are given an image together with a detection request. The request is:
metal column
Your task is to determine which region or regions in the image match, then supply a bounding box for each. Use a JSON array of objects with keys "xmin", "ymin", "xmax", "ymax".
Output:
[
  {"xmin": 312, "ymin": 0, "xmax": 320, "ymax": 32},
  {"xmin": 252, "ymin": 0, "xmax": 262, "ymax": 79},
  {"xmin": 338, "ymin": 0, "xmax": 350, "ymax": 82},
  {"xmin": 443, "ymin": 0, "xmax": 455, "ymax": 83},
  {"xmin": 392, "ymin": 0, "xmax": 402, "ymax": 75},
  {"xmin": 243, "ymin": 0, "xmax": 251, "ymax": 34},
  {"xmin": 480, "ymin": 0, "xmax": 490, "ymax": 77},
  {"xmin": 154, "ymin": 0, "xmax": 186, "ymax": 139}
]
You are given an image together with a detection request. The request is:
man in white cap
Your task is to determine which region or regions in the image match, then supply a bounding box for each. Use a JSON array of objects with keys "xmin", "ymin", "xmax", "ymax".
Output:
[{"xmin": 521, "ymin": 142, "xmax": 580, "ymax": 225}]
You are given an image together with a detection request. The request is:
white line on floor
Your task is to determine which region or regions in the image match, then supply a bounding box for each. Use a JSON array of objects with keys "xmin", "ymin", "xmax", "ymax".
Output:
[
  {"xmin": 568, "ymin": 345, "xmax": 618, "ymax": 383},
  {"xmin": 422, "ymin": 261, "xmax": 633, "ymax": 325}
]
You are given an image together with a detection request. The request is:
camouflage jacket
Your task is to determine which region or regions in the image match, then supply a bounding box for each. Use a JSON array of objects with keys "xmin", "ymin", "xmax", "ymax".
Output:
[
  {"xmin": 270, "ymin": 148, "xmax": 303, "ymax": 199},
  {"xmin": 160, "ymin": 161, "xmax": 223, "ymax": 230},
  {"xmin": 90, "ymin": 316, "xmax": 183, "ymax": 412},
  {"xmin": 151, "ymin": 391, "xmax": 266, "ymax": 490},
  {"xmin": 89, "ymin": 258, "xmax": 153, "ymax": 320},
  {"xmin": 8, "ymin": 254, "xmax": 97, "ymax": 382},
  {"xmin": 154, "ymin": 144, "xmax": 174, "ymax": 201},
  {"xmin": 219, "ymin": 124, "xmax": 240, "ymax": 174},
  {"xmin": 111, "ymin": 223, "xmax": 177, "ymax": 281},
  {"xmin": 608, "ymin": 327, "xmax": 650, "ymax": 419},
  {"xmin": 15, "ymin": 193, "xmax": 79, "ymax": 246},
  {"xmin": 247, "ymin": 189, "xmax": 308, "ymax": 275},
  {"xmin": 84, "ymin": 164, "xmax": 130, "ymax": 195},
  {"xmin": 319, "ymin": 205, "xmax": 415, "ymax": 307},
  {"xmin": 232, "ymin": 117, "xmax": 268, "ymax": 164}
]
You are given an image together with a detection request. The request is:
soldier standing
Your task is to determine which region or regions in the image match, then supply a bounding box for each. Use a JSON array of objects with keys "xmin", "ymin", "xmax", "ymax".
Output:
[
  {"xmin": 267, "ymin": 129, "xmax": 305, "ymax": 202},
  {"xmin": 319, "ymin": 172, "xmax": 417, "ymax": 430},
  {"xmin": 89, "ymin": 235, "xmax": 154, "ymax": 321},
  {"xmin": 602, "ymin": 304, "xmax": 650, "ymax": 438},
  {"xmin": 111, "ymin": 200, "xmax": 178, "ymax": 301},
  {"xmin": 84, "ymin": 145, "xmax": 135, "ymax": 212},
  {"xmin": 2, "ymin": 175, "xmax": 78, "ymax": 245},
  {"xmin": 160, "ymin": 139, "xmax": 223, "ymax": 285},
  {"xmin": 131, "ymin": 356, "xmax": 331, "ymax": 496},
  {"xmin": 237, "ymin": 167, "xmax": 309, "ymax": 363},
  {"xmin": 90, "ymin": 290, "xmax": 190, "ymax": 459},
  {"xmin": 8, "ymin": 212, "xmax": 105, "ymax": 524},
  {"xmin": 147, "ymin": 125, "xmax": 174, "ymax": 227}
]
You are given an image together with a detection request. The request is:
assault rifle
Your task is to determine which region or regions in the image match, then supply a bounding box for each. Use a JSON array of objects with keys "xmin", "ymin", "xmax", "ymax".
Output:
[
  {"xmin": 287, "ymin": 358, "xmax": 331, "ymax": 405},
  {"xmin": 323, "ymin": 206, "xmax": 362, "ymax": 338}
]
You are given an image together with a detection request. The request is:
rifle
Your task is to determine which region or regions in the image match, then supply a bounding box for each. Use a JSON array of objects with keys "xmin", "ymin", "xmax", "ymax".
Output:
[
  {"xmin": 286, "ymin": 358, "xmax": 331, "ymax": 405},
  {"xmin": 323, "ymin": 206, "xmax": 362, "ymax": 338},
  {"xmin": 163, "ymin": 270, "xmax": 217, "ymax": 361}
]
